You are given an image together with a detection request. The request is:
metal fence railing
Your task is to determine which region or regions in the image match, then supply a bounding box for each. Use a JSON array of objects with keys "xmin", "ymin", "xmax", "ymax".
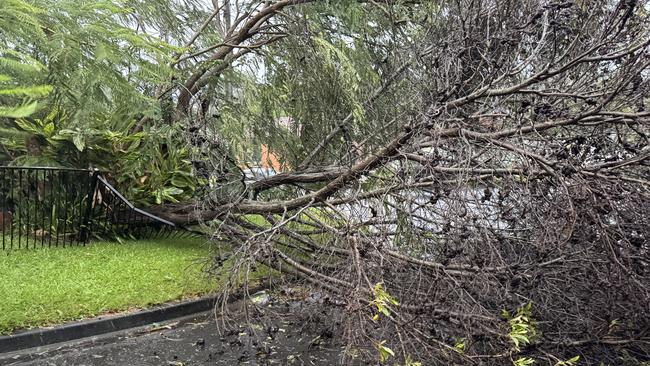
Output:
[
  {"xmin": 0, "ymin": 166, "xmax": 187, "ymax": 249},
  {"xmin": 94, "ymin": 174, "xmax": 184, "ymax": 241}
]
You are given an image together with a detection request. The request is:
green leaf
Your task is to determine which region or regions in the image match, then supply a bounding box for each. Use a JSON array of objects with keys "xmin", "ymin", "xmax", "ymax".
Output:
[
  {"xmin": 163, "ymin": 187, "xmax": 183, "ymax": 196},
  {"xmin": 170, "ymin": 175, "xmax": 190, "ymax": 188},
  {"xmin": 374, "ymin": 341, "xmax": 394, "ymax": 363},
  {"xmin": 501, "ymin": 308, "xmax": 511, "ymax": 319},
  {"xmin": 0, "ymin": 101, "xmax": 38, "ymax": 118},
  {"xmin": 94, "ymin": 43, "xmax": 108, "ymax": 61},
  {"xmin": 555, "ymin": 355, "xmax": 580, "ymax": 366},
  {"xmin": 514, "ymin": 357, "xmax": 536, "ymax": 366},
  {"xmin": 43, "ymin": 122, "xmax": 55, "ymax": 136},
  {"xmin": 72, "ymin": 134, "xmax": 85, "ymax": 151},
  {"xmin": 454, "ymin": 338, "xmax": 466, "ymax": 353},
  {"xmin": 379, "ymin": 306, "xmax": 390, "ymax": 316},
  {"xmin": 0, "ymin": 85, "xmax": 52, "ymax": 97}
]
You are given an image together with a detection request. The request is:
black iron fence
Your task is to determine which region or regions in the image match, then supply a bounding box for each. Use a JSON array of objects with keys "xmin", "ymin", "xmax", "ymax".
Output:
[{"xmin": 0, "ymin": 166, "xmax": 185, "ymax": 249}]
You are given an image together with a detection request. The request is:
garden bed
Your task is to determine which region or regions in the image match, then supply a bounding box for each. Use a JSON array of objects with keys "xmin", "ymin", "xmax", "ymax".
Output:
[{"xmin": 0, "ymin": 237, "xmax": 218, "ymax": 334}]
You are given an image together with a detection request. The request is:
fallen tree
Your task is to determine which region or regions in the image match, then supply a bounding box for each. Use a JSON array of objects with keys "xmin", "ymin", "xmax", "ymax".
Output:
[{"xmin": 151, "ymin": 1, "xmax": 650, "ymax": 364}]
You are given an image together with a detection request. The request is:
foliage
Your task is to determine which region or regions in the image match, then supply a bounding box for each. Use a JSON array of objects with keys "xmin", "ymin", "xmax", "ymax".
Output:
[
  {"xmin": 453, "ymin": 338, "xmax": 466, "ymax": 354},
  {"xmin": 116, "ymin": 124, "xmax": 202, "ymax": 205},
  {"xmin": 503, "ymin": 302, "xmax": 538, "ymax": 352},
  {"xmin": 514, "ymin": 357, "xmax": 536, "ymax": 366},
  {"xmin": 555, "ymin": 356, "xmax": 580, "ymax": 366},
  {"xmin": 0, "ymin": 0, "xmax": 52, "ymax": 119},
  {"xmin": 0, "ymin": 0, "xmax": 197, "ymax": 204},
  {"xmin": 209, "ymin": 1, "xmax": 389, "ymax": 168},
  {"xmin": 0, "ymin": 50, "xmax": 51, "ymax": 119},
  {"xmin": 1, "ymin": 0, "xmax": 175, "ymax": 126},
  {"xmin": 371, "ymin": 282, "xmax": 399, "ymax": 321},
  {"xmin": 373, "ymin": 340, "xmax": 394, "ymax": 364}
]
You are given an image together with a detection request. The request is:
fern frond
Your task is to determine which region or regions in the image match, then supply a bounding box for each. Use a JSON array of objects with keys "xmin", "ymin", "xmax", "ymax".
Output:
[
  {"xmin": 0, "ymin": 101, "xmax": 39, "ymax": 118},
  {"xmin": 0, "ymin": 85, "xmax": 53, "ymax": 97}
]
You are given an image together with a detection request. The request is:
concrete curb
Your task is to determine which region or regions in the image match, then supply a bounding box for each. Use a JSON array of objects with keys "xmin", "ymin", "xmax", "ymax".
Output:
[{"xmin": 0, "ymin": 294, "xmax": 220, "ymax": 353}]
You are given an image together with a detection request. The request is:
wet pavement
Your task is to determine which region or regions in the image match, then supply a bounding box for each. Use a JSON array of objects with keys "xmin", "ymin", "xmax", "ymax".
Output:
[{"xmin": 0, "ymin": 291, "xmax": 368, "ymax": 365}]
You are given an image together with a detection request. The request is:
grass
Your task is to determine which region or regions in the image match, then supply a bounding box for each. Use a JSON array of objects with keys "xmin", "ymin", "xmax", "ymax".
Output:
[{"xmin": 0, "ymin": 236, "xmax": 218, "ymax": 334}]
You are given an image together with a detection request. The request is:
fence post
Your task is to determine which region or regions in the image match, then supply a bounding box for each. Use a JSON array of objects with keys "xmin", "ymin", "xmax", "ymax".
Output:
[{"xmin": 80, "ymin": 169, "xmax": 100, "ymax": 244}]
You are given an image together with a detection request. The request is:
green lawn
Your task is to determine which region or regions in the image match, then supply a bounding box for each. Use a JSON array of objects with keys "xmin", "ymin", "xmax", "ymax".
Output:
[{"xmin": 0, "ymin": 237, "xmax": 218, "ymax": 334}]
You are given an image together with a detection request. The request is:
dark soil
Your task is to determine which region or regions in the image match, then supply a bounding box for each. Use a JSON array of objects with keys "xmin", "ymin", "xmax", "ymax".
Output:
[{"xmin": 0, "ymin": 289, "xmax": 371, "ymax": 366}]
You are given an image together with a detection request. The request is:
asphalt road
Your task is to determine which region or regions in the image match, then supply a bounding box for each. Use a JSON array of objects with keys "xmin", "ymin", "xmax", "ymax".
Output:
[{"xmin": 0, "ymin": 294, "xmax": 365, "ymax": 366}]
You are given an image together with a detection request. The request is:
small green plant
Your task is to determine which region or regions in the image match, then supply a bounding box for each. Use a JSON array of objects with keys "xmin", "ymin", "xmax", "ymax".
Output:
[
  {"xmin": 454, "ymin": 337, "xmax": 466, "ymax": 354},
  {"xmin": 369, "ymin": 283, "xmax": 406, "ymax": 364},
  {"xmin": 502, "ymin": 302, "xmax": 537, "ymax": 352},
  {"xmin": 368, "ymin": 285, "xmax": 421, "ymax": 366},
  {"xmin": 514, "ymin": 357, "xmax": 536, "ymax": 366},
  {"xmin": 555, "ymin": 356, "xmax": 580, "ymax": 366},
  {"xmin": 371, "ymin": 282, "xmax": 399, "ymax": 321},
  {"xmin": 374, "ymin": 340, "xmax": 395, "ymax": 363}
]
